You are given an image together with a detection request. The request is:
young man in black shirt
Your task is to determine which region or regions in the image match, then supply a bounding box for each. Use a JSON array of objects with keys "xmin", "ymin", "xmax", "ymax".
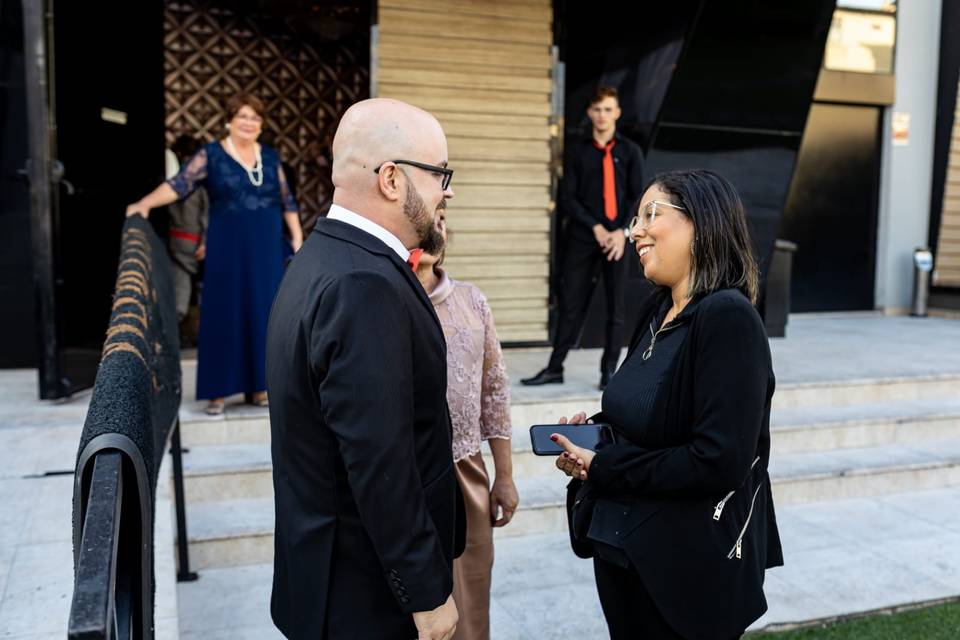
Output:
[{"xmin": 523, "ymin": 85, "xmax": 644, "ymax": 390}]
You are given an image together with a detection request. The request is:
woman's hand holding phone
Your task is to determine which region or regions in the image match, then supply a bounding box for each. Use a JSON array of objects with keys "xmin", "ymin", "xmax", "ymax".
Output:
[{"xmin": 552, "ymin": 412, "xmax": 596, "ymax": 481}]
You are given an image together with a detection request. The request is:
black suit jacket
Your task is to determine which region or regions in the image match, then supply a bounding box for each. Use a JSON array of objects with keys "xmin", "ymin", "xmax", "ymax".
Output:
[
  {"xmin": 567, "ymin": 289, "xmax": 784, "ymax": 640},
  {"xmin": 266, "ymin": 218, "xmax": 461, "ymax": 639}
]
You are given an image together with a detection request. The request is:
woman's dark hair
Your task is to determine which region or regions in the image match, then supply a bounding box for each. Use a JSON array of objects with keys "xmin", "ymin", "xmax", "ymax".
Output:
[
  {"xmin": 225, "ymin": 91, "xmax": 266, "ymax": 121},
  {"xmin": 648, "ymin": 169, "xmax": 759, "ymax": 304}
]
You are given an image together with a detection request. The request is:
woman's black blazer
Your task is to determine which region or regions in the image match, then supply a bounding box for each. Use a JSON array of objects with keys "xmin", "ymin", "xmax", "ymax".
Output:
[{"xmin": 567, "ymin": 288, "xmax": 784, "ymax": 640}]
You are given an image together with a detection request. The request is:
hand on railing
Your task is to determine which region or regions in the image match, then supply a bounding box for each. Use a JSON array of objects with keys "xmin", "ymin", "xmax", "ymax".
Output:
[{"xmin": 125, "ymin": 201, "xmax": 150, "ymax": 218}]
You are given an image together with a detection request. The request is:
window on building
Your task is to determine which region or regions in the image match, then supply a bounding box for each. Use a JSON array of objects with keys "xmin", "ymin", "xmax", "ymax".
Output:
[{"xmin": 824, "ymin": 3, "xmax": 896, "ymax": 74}]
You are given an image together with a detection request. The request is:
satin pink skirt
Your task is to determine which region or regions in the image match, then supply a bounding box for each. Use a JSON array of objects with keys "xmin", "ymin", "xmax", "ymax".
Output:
[{"xmin": 452, "ymin": 451, "xmax": 494, "ymax": 640}]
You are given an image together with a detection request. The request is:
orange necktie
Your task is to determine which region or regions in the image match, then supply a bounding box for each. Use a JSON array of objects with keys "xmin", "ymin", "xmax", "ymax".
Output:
[
  {"xmin": 407, "ymin": 248, "xmax": 424, "ymax": 272},
  {"xmin": 594, "ymin": 139, "xmax": 618, "ymax": 221}
]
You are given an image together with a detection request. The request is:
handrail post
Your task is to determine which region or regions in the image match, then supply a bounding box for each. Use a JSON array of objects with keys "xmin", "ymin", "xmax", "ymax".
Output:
[
  {"xmin": 68, "ymin": 452, "xmax": 123, "ymax": 639},
  {"xmin": 170, "ymin": 419, "xmax": 198, "ymax": 582}
]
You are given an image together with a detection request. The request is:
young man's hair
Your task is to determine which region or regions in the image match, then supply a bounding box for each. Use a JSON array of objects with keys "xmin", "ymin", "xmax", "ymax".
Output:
[{"xmin": 590, "ymin": 84, "xmax": 619, "ymax": 106}]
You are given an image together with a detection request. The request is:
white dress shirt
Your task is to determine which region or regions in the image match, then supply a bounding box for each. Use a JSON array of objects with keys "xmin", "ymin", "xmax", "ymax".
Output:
[{"xmin": 326, "ymin": 204, "xmax": 410, "ymax": 261}]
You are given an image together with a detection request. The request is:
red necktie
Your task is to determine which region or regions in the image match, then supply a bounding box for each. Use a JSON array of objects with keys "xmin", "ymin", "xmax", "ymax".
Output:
[
  {"xmin": 407, "ymin": 248, "xmax": 424, "ymax": 272},
  {"xmin": 594, "ymin": 139, "xmax": 618, "ymax": 221}
]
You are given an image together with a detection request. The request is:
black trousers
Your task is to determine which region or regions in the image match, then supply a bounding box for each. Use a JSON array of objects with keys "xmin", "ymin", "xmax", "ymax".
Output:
[
  {"xmin": 593, "ymin": 557, "xmax": 743, "ymax": 640},
  {"xmin": 548, "ymin": 233, "xmax": 626, "ymax": 373}
]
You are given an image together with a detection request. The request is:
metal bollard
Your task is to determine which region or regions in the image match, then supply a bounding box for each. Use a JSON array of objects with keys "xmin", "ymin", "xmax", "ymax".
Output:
[{"xmin": 911, "ymin": 248, "xmax": 933, "ymax": 317}]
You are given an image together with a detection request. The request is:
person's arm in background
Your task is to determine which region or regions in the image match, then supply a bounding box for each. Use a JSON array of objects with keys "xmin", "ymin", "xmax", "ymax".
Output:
[
  {"xmin": 195, "ymin": 187, "xmax": 209, "ymax": 261},
  {"xmin": 127, "ymin": 148, "xmax": 207, "ymax": 218},
  {"xmin": 560, "ymin": 148, "xmax": 609, "ymax": 248},
  {"xmin": 279, "ymin": 164, "xmax": 303, "ymax": 252},
  {"xmin": 605, "ymin": 142, "xmax": 645, "ymax": 262},
  {"xmin": 475, "ymin": 290, "xmax": 518, "ymax": 527}
]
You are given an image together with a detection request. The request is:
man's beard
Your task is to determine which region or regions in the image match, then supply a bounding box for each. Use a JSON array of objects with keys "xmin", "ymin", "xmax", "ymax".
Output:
[{"xmin": 404, "ymin": 182, "xmax": 445, "ymax": 255}]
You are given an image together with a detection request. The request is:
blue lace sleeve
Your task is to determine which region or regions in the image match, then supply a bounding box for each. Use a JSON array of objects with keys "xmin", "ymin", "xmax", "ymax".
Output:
[
  {"xmin": 278, "ymin": 164, "xmax": 299, "ymax": 213},
  {"xmin": 166, "ymin": 148, "xmax": 208, "ymax": 198}
]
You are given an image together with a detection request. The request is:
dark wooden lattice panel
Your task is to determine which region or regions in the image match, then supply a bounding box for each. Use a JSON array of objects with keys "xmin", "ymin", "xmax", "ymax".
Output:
[{"xmin": 163, "ymin": 0, "xmax": 368, "ymax": 228}]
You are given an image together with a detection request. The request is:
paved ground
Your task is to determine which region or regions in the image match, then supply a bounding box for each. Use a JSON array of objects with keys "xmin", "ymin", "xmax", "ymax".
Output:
[
  {"xmin": 0, "ymin": 371, "xmax": 177, "ymax": 640},
  {"xmin": 504, "ymin": 314, "xmax": 960, "ymax": 406},
  {"xmin": 174, "ymin": 486, "xmax": 960, "ymax": 639},
  {"xmin": 2, "ymin": 313, "xmax": 959, "ymax": 638}
]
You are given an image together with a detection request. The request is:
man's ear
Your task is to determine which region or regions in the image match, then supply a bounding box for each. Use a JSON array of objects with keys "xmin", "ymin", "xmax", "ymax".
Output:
[{"xmin": 377, "ymin": 163, "xmax": 403, "ymax": 202}]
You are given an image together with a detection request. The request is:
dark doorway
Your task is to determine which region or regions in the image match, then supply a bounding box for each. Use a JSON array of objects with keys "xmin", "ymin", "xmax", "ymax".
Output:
[
  {"xmin": 780, "ymin": 103, "xmax": 881, "ymax": 311},
  {"xmin": 18, "ymin": 0, "xmax": 369, "ymax": 397},
  {"xmin": 0, "ymin": 0, "xmax": 36, "ymax": 368},
  {"xmin": 47, "ymin": 0, "xmax": 167, "ymax": 395}
]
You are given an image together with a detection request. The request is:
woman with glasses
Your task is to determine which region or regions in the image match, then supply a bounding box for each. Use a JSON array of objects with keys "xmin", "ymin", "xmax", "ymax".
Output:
[
  {"xmin": 126, "ymin": 92, "xmax": 302, "ymax": 415},
  {"xmin": 550, "ymin": 169, "xmax": 783, "ymax": 639}
]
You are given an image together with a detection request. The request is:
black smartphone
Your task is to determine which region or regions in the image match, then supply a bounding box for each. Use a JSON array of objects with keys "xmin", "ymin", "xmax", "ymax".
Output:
[{"xmin": 529, "ymin": 423, "xmax": 615, "ymax": 456}]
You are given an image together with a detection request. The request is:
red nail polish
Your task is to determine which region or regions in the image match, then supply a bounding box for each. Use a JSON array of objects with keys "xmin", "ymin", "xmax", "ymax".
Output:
[{"xmin": 550, "ymin": 434, "xmax": 558, "ymax": 442}]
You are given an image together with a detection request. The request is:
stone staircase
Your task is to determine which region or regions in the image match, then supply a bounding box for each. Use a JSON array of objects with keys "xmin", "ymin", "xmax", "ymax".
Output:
[{"xmin": 176, "ymin": 372, "xmax": 960, "ymax": 572}]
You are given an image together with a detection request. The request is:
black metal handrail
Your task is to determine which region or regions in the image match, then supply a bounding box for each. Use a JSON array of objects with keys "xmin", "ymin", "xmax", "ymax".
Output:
[
  {"xmin": 68, "ymin": 453, "xmax": 123, "ymax": 639},
  {"xmin": 69, "ymin": 215, "xmax": 193, "ymax": 640}
]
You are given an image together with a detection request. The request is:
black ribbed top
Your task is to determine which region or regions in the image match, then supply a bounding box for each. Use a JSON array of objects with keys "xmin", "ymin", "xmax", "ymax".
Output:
[{"xmin": 601, "ymin": 300, "xmax": 690, "ymax": 445}]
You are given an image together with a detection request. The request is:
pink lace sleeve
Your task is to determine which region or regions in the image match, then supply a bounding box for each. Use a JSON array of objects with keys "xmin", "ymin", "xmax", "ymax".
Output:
[{"xmin": 477, "ymin": 290, "xmax": 511, "ymax": 441}]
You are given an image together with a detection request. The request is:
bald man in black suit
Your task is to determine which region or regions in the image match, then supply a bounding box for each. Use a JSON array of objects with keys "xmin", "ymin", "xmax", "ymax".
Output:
[{"xmin": 267, "ymin": 98, "xmax": 462, "ymax": 640}]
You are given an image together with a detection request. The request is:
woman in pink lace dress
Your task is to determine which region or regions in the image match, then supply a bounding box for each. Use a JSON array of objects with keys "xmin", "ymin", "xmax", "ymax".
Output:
[{"xmin": 415, "ymin": 217, "xmax": 518, "ymax": 640}]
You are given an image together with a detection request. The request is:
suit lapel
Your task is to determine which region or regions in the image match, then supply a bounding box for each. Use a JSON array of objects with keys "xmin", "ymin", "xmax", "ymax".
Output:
[{"xmin": 315, "ymin": 219, "xmax": 444, "ymax": 336}]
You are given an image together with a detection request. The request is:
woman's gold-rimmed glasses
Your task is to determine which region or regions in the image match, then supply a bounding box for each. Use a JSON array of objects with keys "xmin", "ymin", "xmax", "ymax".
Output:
[{"xmin": 629, "ymin": 200, "xmax": 686, "ymax": 231}]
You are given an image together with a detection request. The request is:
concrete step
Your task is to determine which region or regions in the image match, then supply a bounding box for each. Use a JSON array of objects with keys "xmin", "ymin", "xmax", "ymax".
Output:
[
  {"xmin": 181, "ymin": 487, "xmax": 960, "ymax": 638},
  {"xmin": 181, "ymin": 487, "xmax": 960, "ymax": 637},
  {"xmin": 180, "ymin": 440, "xmax": 960, "ymax": 569},
  {"xmin": 179, "ymin": 404, "xmax": 269, "ymax": 448},
  {"xmin": 769, "ymin": 373, "xmax": 960, "ymax": 411},
  {"xmin": 771, "ymin": 397, "xmax": 960, "ymax": 454},
  {"xmin": 182, "ymin": 443, "xmax": 272, "ymax": 504},
  {"xmin": 181, "ymin": 474, "xmax": 566, "ymax": 570},
  {"xmin": 181, "ymin": 497, "xmax": 274, "ymax": 570},
  {"xmin": 770, "ymin": 438, "xmax": 960, "ymax": 504},
  {"xmin": 507, "ymin": 373, "xmax": 960, "ymax": 426},
  {"xmin": 181, "ymin": 397, "xmax": 960, "ymax": 504},
  {"xmin": 510, "ymin": 397, "xmax": 960, "ymax": 456},
  {"xmin": 487, "ymin": 439, "xmax": 960, "ymax": 534},
  {"xmin": 179, "ymin": 375, "xmax": 960, "ymax": 450}
]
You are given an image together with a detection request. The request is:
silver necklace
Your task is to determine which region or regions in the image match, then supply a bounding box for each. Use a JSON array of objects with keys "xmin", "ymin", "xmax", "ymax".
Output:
[{"xmin": 225, "ymin": 136, "xmax": 263, "ymax": 187}]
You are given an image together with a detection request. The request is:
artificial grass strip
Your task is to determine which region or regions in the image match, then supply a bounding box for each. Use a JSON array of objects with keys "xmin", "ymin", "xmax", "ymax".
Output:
[{"xmin": 751, "ymin": 601, "xmax": 960, "ymax": 639}]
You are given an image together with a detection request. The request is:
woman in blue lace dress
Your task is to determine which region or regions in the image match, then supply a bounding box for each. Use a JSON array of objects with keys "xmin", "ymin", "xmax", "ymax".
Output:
[{"xmin": 126, "ymin": 92, "xmax": 302, "ymax": 414}]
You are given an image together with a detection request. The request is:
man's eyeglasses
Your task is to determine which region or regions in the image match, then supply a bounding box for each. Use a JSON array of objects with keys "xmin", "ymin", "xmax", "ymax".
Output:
[
  {"xmin": 374, "ymin": 160, "xmax": 454, "ymax": 191},
  {"xmin": 629, "ymin": 200, "xmax": 686, "ymax": 231}
]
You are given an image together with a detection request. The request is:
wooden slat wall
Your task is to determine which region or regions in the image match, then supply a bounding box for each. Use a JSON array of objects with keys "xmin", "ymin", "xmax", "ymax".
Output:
[
  {"xmin": 376, "ymin": 0, "xmax": 554, "ymax": 342},
  {"xmin": 934, "ymin": 86, "xmax": 960, "ymax": 287}
]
